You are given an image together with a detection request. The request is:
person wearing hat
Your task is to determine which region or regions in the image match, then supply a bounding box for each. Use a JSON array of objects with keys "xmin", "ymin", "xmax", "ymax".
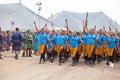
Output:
[{"xmin": 11, "ymin": 28, "xmax": 23, "ymax": 59}]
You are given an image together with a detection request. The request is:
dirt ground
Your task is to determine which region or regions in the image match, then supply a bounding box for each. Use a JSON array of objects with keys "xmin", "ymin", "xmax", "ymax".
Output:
[{"xmin": 0, "ymin": 51, "xmax": 120, "ymax": 80}]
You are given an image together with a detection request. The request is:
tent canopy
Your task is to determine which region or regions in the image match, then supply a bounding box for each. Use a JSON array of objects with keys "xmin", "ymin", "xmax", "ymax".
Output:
[
  {"xmin": 51, "ymin": 11, "xmax": 120, "ymax": 32},
  {"xmin": 0, "ymin": 3, "xmax": 55, "ymax": 31}
]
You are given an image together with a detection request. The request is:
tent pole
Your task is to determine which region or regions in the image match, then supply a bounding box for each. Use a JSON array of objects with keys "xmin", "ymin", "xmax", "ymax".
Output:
[{"xmin": 20, "ymin": 0, "xmax": 21, "ymax": 4}]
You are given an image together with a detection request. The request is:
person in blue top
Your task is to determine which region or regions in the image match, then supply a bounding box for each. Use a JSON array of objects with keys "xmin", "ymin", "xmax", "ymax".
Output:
[
  {"xmin": 76, "ymin": 32, "xmax": 83, "ymax": 64},
  {"xmin": 47, "ymin": 31, "xmax": 55, "ymax": 62},
  {"xmin": 38, "ymin": 27, "xmax": 48, "ymax": 64},
  {"xmin": 12, "ymin": 28, "xmax": 23, "ymax": 59},
  {"xmin": 95, "ymin": 29, "xmax": 105, "ymax": 63},
  {"xmin": 82, "ymin": 32, "xmax": 88, "ymax": 63},
  {"xmin": 34, "ymin": 21, "xmax": 49, "ymax": 64},
  {"xmin": 118, "ymin": 39, "xmax": 120, "ymax": 47},
  {"xmin": 63, "ymin": 31, "xmax": 70, "ymax": 61},
  {"xmin": 55, "ymin": 30, "xmax": 66, "ymax": 65},
  {"xmin": 106, "ymin": 32, "xmax": 118, "ymax": 67},
  {"xmin": 69, "ymin": 31, "xmax": 82, "ymax": 66},
  {"xmin": 83, "ymin": 23, "xmax": 97, "ymax": 65},
  {"xmin": 33, "ymin": 32, "xmax": 39, "ymax": 55}
]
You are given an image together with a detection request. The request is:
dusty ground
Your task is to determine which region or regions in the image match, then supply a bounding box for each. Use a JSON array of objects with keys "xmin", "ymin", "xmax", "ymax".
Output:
[{"xmin": 0, "ymin": 51, "xmax": 120, "ymax": 80}]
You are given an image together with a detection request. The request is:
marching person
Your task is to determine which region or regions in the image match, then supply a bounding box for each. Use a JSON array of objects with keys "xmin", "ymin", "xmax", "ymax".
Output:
[
  {"xmin": 106, "ymin": 31, "xmax": 118, "ymax": 67},
  {"xmin": 69, "ymin": 31, "xmax": 82, "ymax": 66},
  {"xmin": 63, "ymin": 31, "xmax": 70, "ymax": 61},
  {"xmin": 34, "ymin": 21, "xmax": 49, "ymax": 64},
  {"xmin": 38, "ymin": 27, "xmax": 48, "ymax": 64},
  {"xmin": 95, "ymin": 29, "xmax": 105, "ymax": 64},
  {"xmin": 83, "ymin": 22, "xmax": 97, "ymax": 65},
  {"xmin": 76, "ymin": 32, "xmax": 83, "ymax": 63},
  {"xmin": 55, "ymin": 30, "xmax": 66, "ymax": 65},
  {"xmin": 11, "ymin": 28, "xmax": 23, "ymax": 59},
  {"xmin": 47, "ymin": 31, "xmax": 55, "ymax": 62}
]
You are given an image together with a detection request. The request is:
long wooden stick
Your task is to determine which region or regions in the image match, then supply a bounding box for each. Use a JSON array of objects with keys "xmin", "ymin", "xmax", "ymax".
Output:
[
  {"xmin": 85, "ymin": 12, "xmax": 88, "ymax": 27},
  {"xmin": 65, "ymin": 19, "xmax": 69, "ymax": 30},
  {"xmin": 84, "ymin": 12, "xmax": 88, "ymax": 32}
]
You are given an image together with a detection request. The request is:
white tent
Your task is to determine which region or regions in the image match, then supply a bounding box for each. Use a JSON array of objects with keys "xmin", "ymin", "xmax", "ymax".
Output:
[
  {"xmin": 51, "ymin": 11, "xmax": 120, "ymax": 32},
  {"xmin": 0, "ymin": 3, "xmax": 54, "ymax": 31}
]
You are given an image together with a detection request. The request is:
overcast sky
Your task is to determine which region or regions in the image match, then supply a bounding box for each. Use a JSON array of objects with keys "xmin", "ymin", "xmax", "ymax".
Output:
[{"xmin": 0, "ymin": 0, "xmax": 120, "ymax": 24}]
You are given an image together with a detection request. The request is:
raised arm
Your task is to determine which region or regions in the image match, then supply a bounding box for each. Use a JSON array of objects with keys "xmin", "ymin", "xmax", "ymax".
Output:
[
  {"xmin": 43, "ymin": 24, "xmax": 47, "ymax": 30},
  {"xmin": 82, "ymin": 20, "xmax": 86, "ymax": 33},
  {"xmin": 51, "ymin": 22, "xmax": 55, "ymax": 31},
  {"xmin": 33, "ymin": 21, "xmax": 39, "ymax": 32}
]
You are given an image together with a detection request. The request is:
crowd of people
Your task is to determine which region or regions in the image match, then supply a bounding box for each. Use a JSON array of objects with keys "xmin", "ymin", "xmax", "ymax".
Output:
[{"xmin": 0, "ymin": 20, "xmax": 120, "ymax": 68}]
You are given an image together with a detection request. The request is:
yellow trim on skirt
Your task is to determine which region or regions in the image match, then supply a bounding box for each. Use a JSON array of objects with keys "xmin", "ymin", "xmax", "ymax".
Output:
[
  {"xmin": 106, "ymin": 48, "xmax": 114, "ymax": 56},
  {"xmin": 82, "ymin": 44, "xmax": 87, "ymax": 56},
  {"xmin": 56, "ymin": 45, "xmax": 64, "ymax": 54},
  {"xmin": 38, "ymin": 44, "xmax": 45, "ymax": 54},
  {"xmin": 95, "ymin": 48, "xmax": 100, "ymax": 55},
  {"xmin": 86, "ymin": 44, "xmax": 94, "ymax": 58},
  {"xmin": 77, "ymin": 46, "xmax": 82, "ymax": 56},
  {"xmin": 104, "ymin": 43, "xmax": 108, "ymax": 53},
  {"xmin": 54, "ymin": 44, "xmax": 57, "ymax": 51},
  {"xmin": 99, "ymin": 44, "xmax": 105, "ymax": 55},
  {"xmin": 66, "ymin": 45, "xmax": 70, "ymax": 52},
  {"xmin": 70, "ymin": 46, "xmax": 78, "ymax": 57}
]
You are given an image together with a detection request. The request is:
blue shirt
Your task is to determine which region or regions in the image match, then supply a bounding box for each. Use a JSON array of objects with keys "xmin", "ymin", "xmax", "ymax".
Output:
[
  {"xmin": 47, "ymin": 36, "xmax": 54, "ymax": 48},
  {"xmin": 108, "ymin": 36, "xmax": 117, "ymax": 48},
  {"xmin": 34, "ymin": 35, "xmax": 39, "ymax": 42},
  {"xmin": 82, "ymin": 33, "xmax": 88, "ymax": 44},
  {"xmin": 96, "ymin": 34, "xmax": 105, "ymax": 48},
  {"xmin": 103, "ymin": 35, "xmax": 109, "ymax": 42},
  {"xmin": 55, "ymin": 33, "xmax": 65, "ymax": 45},
  {"xmin": 45, "ymin": 32, "xmax": 50, "ymax": 39},
  {"xmin": 87, "ymin": 33, "xmax": 96, "ymax": 44},
  {"xmin": 38, "ymin": 32, "xmax": 47, "ymax": 44},
  {"xmin": 53, "ymin": 33, "xmax": 58, "ymax": 44},
  {"xmin": 119, "ymin": 39, "xmax": 120, "ymax": 47},
  {"xmin": 69, "ymin": 34, "xmax": 81, "ymax": 48},
  {"xmin": 63, "ymin": 35, "xmax": 69, "ymax": 46},
  {"xmin": 12, "ymin": 31, "xmax": 23, "ymax": 42}
]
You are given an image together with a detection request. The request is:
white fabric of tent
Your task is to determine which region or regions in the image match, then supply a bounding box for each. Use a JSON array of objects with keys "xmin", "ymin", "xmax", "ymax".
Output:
[
  {"xmin": 0, "ymin": 3, "xmax": 53, "ymax": 31},
  {"xmin": 52, "ymin": 11, "xmax": 120, "ymax": 32}
]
